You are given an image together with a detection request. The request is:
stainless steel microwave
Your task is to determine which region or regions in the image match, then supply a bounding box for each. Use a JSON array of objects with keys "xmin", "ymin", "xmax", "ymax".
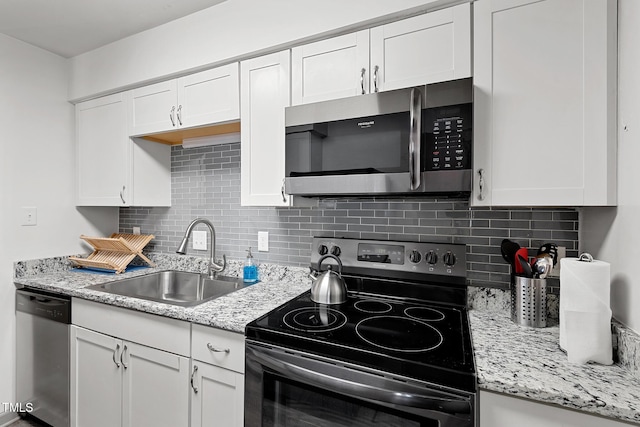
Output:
[{"xmin": 284, "ymin": 78, "xmax": 472, "ymax": 197}]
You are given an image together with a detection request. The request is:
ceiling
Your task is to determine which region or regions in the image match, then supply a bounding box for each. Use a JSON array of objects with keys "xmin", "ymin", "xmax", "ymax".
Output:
[{"xmin": 0, "ymin": 0, "xmax": 227, "ymax": 58}]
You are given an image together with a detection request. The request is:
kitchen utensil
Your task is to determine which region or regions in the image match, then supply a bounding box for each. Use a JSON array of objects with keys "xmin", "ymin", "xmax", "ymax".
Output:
[
  {"xmin": 514, "ymin": 247, "xmax": 529, "ymax": 275},
  {"xmin": 537, "ymin": 243, "xmax": 559, "ymax": 266},
  {"xmin": 517, "ymin": 254, "xmax": 533, "ymax": 278},
  {"xmin": 532, "ymin": 255, "xmax": 553, "ymax": 279},
  {"xmin": 501, "ymin": 239, "xmax": 521, "ymax": 266},
  {"xmin": 309, "ymin": 254, "xmax": 348, "ymax": 304}
]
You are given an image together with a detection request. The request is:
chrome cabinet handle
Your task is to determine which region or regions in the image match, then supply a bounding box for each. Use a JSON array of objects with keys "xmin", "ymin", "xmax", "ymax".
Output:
[
  {"xmin": 360, "ymin": 68, "xmax": 366, "ymax": 94},
  {"xmin": 477, "ymin": 169, "xmax": 485, "ymax": 201},
  {"xmin": 113, "ymin": 343, "xmax": 121, "ymax": 368},
  {"xmin": 177, "ymin": 105, "xmax": 183, "ymax": 126},
  {"xmin": 409, "ymin": 87, "xmax": 422, "ymax": 190},
  {"xmin": 120, "ymin": 344, "xmax": 128, "ymax": 369},
  {"xmin": 191, "ymin": 365, "xmax": 198, "ymax": 393},
  {"xmin": 169, "ymin": 106, "xmax": 176, "ymax": 126},
  {"xmin": 281, "ymin": 178, "xmax": 287, "ymax": 203},
  {"xmin": 119, "ymin": 185, "xmax": 126, "ymax": 204},
  {"xmin": 207, "ymin": 343, "xmax": 230, "ymax": 353},
  {"xmin": 373, "ymin": 65, "xmax": 379, "ymax": 93}
]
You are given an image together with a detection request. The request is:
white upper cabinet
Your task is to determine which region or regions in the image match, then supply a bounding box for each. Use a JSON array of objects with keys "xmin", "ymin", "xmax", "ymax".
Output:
[
  {"xmin": 291, "ymin": 30, "xmax": 370, "ymax": 105},
  {"xmin": 76, "ymin": 92, "xmax": 171, "ymax": 207},
  {"xmin": 370, "ymin": 4, "xmax": 471, "ymax": 92},
  {"xmin": 76, "ymin": 93, "xmax": 131, "ymax": 206},
  {"xmin": 240, "ymin": 50, "xmax": 291, "ymax": 207},
  {"xmin": 291, "ymin": 4, "xmax": 471, "ymax": 105},
  {"xmin": 472, "ymin": 0, "xmax": 617, "ymax": 206},
  {"xmin": 129, "ymin": 63, "xmax": 240, "ymax": 136}
]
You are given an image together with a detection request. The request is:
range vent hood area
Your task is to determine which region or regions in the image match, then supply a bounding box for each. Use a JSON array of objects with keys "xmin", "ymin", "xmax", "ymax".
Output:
[{"xmin": 140, "ymin": 121, "xmax": 240, "ymax": 146}]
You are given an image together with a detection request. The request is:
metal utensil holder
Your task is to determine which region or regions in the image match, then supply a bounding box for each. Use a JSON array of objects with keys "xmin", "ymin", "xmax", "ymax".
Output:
[{"xmin": 511, "ymin": 276, "xmax": 547, "ymax": 327}]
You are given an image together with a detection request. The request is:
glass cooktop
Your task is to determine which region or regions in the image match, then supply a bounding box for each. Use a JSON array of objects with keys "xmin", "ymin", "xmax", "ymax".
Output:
[{"xmin": 246, "ymin": 291, "xmax": 476, "ymax": 392}]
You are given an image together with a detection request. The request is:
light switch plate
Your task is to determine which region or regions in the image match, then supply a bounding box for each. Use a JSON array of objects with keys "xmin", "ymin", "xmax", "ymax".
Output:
[
  {"xmin": 21, "ymin": 207, "xmax": 37, "ymax": 226},
  {"xmin": 258, "ymin": 231, "xmax": 269, "ymax": 252},
  {"xmin": 193, "ymin": 230, "xmax": 207, "ymax": 250}
]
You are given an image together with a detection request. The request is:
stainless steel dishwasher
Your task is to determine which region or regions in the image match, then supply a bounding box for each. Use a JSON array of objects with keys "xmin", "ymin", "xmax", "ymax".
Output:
[{"xmin": 16, "ymin": 288, "xmax": 71, "ymax": 427}]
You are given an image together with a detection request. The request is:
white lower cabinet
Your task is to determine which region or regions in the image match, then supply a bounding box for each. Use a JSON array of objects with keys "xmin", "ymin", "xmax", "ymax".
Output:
[
  {"xmin": 480, "ymin": 390, "xmax": 633, "ymax": 427},
  {"xmin": 190, "ymin": 361, "xmax": 244, "ymax": 427},
  {"xmin": 190, "ymin": 324, "xmax": 245, "ymax": 427},
  {"xmin": 71, "ymin": 326, "xmax": 190, "ymax": 427},
  {"xmin": 71, "ymin": 299, "xmax": 191, "ymax": 427}
]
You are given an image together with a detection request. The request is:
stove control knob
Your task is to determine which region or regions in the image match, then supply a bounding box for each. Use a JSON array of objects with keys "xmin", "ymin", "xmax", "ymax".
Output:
[
  {"xmin": 443, "ymin": 251, "xmax": 457, "ymax": 267},
  {"xmin": 409, "ymin": 250, "xmax": 421, "ymax": 264},
  {"xmin": 318, "ymin": 244, "xmax": 329, "ymax": 256},
  {"xmin": 425, "ymin": 250, "xmax": 438, "ymax": 265},
  {"xmin": 330, "ymin": 246, "xmax": 341, "ymax": 257}
]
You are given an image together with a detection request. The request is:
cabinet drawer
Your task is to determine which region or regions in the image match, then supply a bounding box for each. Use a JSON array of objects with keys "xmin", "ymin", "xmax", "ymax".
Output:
[
  {"xmin": 192, "ymin": 324, "xmax": 245, "ymax": 373},
  {"xmin": 72, "ymin": 298, "xmax": 190, "ymax": 357}
]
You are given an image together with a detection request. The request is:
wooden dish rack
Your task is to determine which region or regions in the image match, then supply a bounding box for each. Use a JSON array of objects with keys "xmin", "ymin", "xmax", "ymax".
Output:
[{"xmin": 69, "ymin": 233, "xmax": 156, "ymax": 274}]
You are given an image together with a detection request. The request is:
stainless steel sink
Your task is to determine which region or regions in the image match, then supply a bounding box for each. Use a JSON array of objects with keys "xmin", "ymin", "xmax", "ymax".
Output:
[{"xmin": 87, "ymin": 270, "xmax": 246, "ymax": 307}]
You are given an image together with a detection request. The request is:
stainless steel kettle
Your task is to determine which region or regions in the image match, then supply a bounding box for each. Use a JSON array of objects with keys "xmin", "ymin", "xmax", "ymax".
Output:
[{"xmin": 309, "ymin": 254, "xmax": 347, "ymax": 304}]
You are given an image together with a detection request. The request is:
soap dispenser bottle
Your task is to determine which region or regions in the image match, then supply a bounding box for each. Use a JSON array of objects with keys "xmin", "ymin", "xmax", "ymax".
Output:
[{"xmin": 243, "ymin": 247, "xmax": 258, "ymax": 284}]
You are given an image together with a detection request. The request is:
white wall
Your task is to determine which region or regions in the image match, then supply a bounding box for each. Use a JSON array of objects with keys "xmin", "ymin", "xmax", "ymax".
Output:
[
  {"xmin": 0, "ymin": 34, "xmax": 117, "ymax": 420},
  {"xmin": 69, "ymin": 0, "xmax": 454, "ymax": 101},
  {"xmin": 582, "ymin": 0, "xmax": 640, "ymax": 333}
]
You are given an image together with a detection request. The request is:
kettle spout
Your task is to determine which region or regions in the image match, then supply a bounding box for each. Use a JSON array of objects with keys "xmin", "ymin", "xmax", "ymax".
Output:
[{"xmin": 308, "ymin": 267, "xmax": 318, "ymax": 281}]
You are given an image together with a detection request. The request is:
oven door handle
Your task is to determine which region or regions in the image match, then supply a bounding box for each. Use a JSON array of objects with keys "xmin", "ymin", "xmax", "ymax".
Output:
[{"xmin": 249, "ymin": 345, "xmax": 472, "ymax": 416}]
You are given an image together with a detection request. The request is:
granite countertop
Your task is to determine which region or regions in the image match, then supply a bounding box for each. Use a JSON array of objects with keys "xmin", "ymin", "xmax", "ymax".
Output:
[
  {"xmin": 470, "ymin": 310, "xmax": 640, "ymax": 424},
  {"xmin": 13, "ymin": 255, "xmax": 640, "ymax": 425},
  {"xmin": 14, "ymin": 257, "xmax": 311, "ymax": 333}
]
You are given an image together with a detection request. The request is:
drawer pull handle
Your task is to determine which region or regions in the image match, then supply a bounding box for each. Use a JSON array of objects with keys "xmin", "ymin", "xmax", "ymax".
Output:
[{"xmin": 207, "ymin": 343, "xmax": 230, "ymax": 353}]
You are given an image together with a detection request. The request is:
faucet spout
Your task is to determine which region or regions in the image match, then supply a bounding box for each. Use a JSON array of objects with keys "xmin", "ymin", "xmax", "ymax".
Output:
[{"xmin": 176, "ymin": 218, "xmax": 226, "ymax": 278}]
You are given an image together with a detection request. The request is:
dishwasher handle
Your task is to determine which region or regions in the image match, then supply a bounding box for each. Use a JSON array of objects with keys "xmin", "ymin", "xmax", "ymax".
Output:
[{"xmin": 15, "ymin": 289, "xmax": 71, "ymax": 323}]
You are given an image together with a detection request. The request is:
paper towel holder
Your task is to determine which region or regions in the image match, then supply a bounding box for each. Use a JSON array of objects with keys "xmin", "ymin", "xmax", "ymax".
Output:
[{"xmin": 578, "ymin": 253, "xmax": 594, "ymax": 262}]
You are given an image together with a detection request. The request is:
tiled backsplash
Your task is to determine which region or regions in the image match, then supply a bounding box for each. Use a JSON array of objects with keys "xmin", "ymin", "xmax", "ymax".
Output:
[{"xmin": 119, "ymin": 143, "xmax": 579, "ymax": 289}]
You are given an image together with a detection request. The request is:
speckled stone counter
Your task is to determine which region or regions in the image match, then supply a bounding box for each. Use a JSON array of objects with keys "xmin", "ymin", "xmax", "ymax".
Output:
[
  {"xmin": 13, "ymin": 254, "xmax": 640, "ymax": 425},
  {"xmin": 14, "ymin": 253, "xmax": 311, "ymax": 333},
  {"xmin": 470, "ymin": 310, "xmax": 640, "ymax": 424}
]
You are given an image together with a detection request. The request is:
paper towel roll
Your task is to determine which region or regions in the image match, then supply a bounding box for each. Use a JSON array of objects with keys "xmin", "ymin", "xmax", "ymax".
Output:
[{"xmin": 559, "ymin": 256, "xmax": 612, "ymax": 365}]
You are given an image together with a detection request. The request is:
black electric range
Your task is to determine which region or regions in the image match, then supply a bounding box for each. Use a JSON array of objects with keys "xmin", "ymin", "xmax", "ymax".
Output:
[{"xmin": 246, "ymin": 237, "xmax": 476, "ymax": 394}]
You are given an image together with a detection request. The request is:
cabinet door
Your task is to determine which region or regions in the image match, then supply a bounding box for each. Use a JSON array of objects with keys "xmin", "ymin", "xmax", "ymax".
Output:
[
  {"xmin": 76, "ymin": 92, "xmax": 131, "ymax": 206},
  {"xmin": 71, "ymin": 326, "xmax": 122, "ymax": 427},
  {"xmin": 480, "ymin": 390, "xmax": 631, "ymax": 427},
  {"xmin": 130, "ymin": 80, "xmax": 178, "ymax": 136},
  {"xmin": 473, "ymin": 0, "xmax": 617, "ymax": 206},
  {"xmin": 291, "ymin": 30, "xmax": 369, "ymax": 105},
  {"xmin": 177, "ymin": 63, "xmax": 240, "ymax": 128},
  {"xmin": 240, "ymin": 50, "xmax": 291, "ymax": 206},
  {"xmin": 190, "ymin": 362, "xmax": 244, "ymax": 427},
  {"xmin": 122, "ymin": 341, "xmax": 190, "ymax": 427},
  {"xmin": 370, "ymin": 3, "xmax": 471, "ymax": 92}
]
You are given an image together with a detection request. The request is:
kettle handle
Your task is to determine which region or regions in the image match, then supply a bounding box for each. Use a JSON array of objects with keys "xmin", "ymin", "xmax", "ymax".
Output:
[{"xmin": 317, "ymin": 254, "xmax": 343, "ymax": 275}]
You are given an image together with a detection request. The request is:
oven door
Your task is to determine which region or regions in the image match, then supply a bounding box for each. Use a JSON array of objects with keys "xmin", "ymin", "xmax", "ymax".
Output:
[{"xmin": 245, "ymin": 342, "xmax": 476, "ymax": 427}]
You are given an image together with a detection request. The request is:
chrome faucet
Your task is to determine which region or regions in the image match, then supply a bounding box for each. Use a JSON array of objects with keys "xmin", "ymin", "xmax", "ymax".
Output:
[{"xmin": 176, "ymin": 218, "xmax": 226, "ymax": 279}]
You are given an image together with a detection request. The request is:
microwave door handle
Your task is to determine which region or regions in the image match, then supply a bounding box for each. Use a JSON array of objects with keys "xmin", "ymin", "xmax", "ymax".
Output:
[
  {"xmin": 409, "ymin": 87, "xmax": 422, "ymax": 190},
  {"xmin": 248, "ymin": 346, "xmax": 471, "ymax": 416}
]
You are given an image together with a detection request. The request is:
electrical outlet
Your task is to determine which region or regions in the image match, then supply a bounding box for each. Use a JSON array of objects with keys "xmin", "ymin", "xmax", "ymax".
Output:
[
  {"xmin": 21, "ymin": 207, "xmax": 37, "ymax": 226},
  {"xmin": 258, "ymin": 231, "xmax": 269, "ymax": 252},
  {"xmin": 193, "ymin": 230, "xmax": 207, "ymax": 250},
  {"xmin": 548, "ymin": 246, "xmax": 567, "ymax": 278},
  {"xmin": 132, "ymin": 227, "xmax": 141, "ymax": 235}
]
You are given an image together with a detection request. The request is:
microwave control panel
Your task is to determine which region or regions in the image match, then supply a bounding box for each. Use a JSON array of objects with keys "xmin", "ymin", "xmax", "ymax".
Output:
[{"xmin": 423, "ymin": 103, "xmax": 472, "ymax": 171}]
